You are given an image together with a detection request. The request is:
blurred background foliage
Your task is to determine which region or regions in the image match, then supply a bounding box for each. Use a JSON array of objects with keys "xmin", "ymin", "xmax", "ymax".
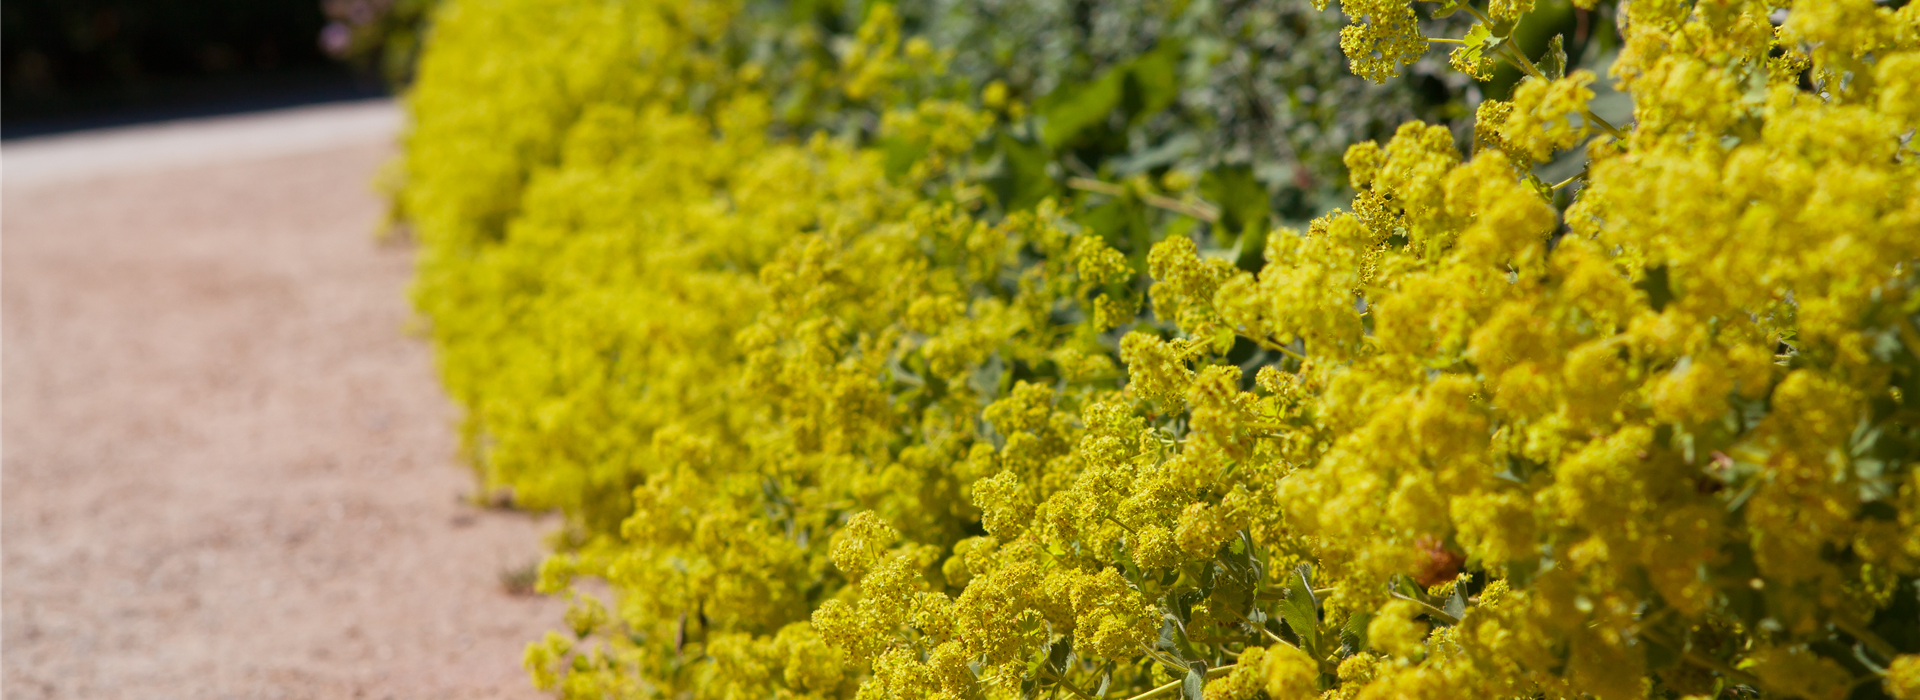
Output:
[
  {"xmin": 0, "ymin": 0, "xmax": 384, "ymax": 134},
  {"xmin": 4, "ymin": 0, "xmax": 1618, "ymax": 228},
  {"xmin": 342, "ymin": 0, "xmax": 1621, "ymax": 253},
  {"xmin": 317, "ymin": 0, "xmax": 435, "ymax": 85}
]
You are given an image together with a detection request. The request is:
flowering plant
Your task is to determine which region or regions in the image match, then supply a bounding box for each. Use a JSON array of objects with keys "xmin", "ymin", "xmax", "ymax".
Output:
[{"xmin": 400, "ymin": 0, "xmax": 1920, "ymax": 698}]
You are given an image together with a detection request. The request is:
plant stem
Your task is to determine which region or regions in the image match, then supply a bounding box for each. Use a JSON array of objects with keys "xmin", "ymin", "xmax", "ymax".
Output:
[
  {"xmin": 1639, "ymin": 628, "xmax": 1769, "ymax": 691},
  {"xmin": 1044, "ymin": 668, "xmax": 1097, "ymax": 700},
  {"xmin": 1835, "ymin": 617, "xmax": 1902, "ymax": 662},
  {"xmin": 1683, "ymin": 649, "xmax": 1765, "ymax": 690},
  {"xmin": 1581, "ymin": 109, "xmax": 1627, "ymax": 140},
  {"xmin": 1490, "ymin": 37, "xmax": 1629, "ymax": 140},
  {"xmin": 1068, "ymin": 177, "xmax": 1126, "ymax": 197},
  {"xmin": 1499, "ymin": 41, "xmax": 1547, "ymax": 80},
  {"xmin": 1139, "ymin": 644, "xmax": 1190, "ymax": 676},
  {"xmin": 1451, "ymin": 4, "xmax": 1631, "ymax": 143},
  {"xmin": 1067, "ymin": 177, "xmax": 1222, "ymax": 223},
  {"xmin": 1249, "ymin": 335, "xmax": 1307, "ymax": 362},
  {"xmin": 1259, "ymin": 625, "xmax": 1303, "ymax": 650},
  {"xmin": 1117, "ymin": 664, "xmax": 1235, "ymax": 700},
  {"xmin": 1389, "ymin": 591, "xmax": 1460, "ymax": 624}
]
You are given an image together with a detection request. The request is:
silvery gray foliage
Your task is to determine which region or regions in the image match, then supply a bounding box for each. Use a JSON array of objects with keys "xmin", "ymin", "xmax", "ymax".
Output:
[{"xmin": 907, "ymin": 0, "xmax": 1477, "ymax": 219}]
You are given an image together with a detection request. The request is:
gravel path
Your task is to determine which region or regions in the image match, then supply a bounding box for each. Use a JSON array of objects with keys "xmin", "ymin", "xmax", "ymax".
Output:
[{"xmin": 3, "ymin": 101, "xmax": 564, "ymax": 699}]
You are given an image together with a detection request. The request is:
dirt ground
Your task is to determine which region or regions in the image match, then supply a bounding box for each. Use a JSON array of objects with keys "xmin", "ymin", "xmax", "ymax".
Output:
[{"xmin": 3, "ymin": 102, "xmax": 566, "ymax": 699}]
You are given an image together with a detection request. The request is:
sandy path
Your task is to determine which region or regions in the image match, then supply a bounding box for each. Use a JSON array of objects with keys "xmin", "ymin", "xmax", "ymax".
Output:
[{"xmin": 3, "ymin": 101, "xmax": 564, "ymax": 699}]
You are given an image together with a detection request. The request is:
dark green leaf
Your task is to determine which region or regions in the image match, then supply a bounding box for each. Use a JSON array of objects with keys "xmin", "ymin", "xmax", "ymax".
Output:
[
  {"xmin": 1174, "ymin": 588, "xmax": 1204, "ymax": 624},
  {"xmin": 1867, "ymin": 578, "xmax": 1920, "ymax": 655},
  {"xmin": 1637, "ymin": 264, "xmax": 1675, "ymax": 312},
  {"xmin": 1507, "ymin": 555, "xmax": 1540, "ymax": 589},
  {"xmin": 1294, "ymin": 563, "xmax": 1317, "ymax": 601},
  {"xmin": 1233, "ymin": 221, "xmax": 1268, "ymax": 272},
  {"xmin": 1076, "ymin": 199, "xmax": 1134, "ymax": 249},
  {"xmin": 1539, "ymin": 34, "xmax": 1567, "ymax": 81},
  {"xmin": 1122, "ymin": 40, "xmax": 1184, "ymax": 124},
  {"xmin": 1039, "ymin": 69, "xmax": 1124, "ymax": 148},
  {"xmin": 1716, "ymin": 543, "xmax": 1767, "ymax": 626},
  {"xmin": 1496, "ymin": 454, "xmax": 1543, "ymax": 484},
  {"xmin": 1047, "ymin": 637, "xmax": 1073, "ymax": 674},
  {"xmin": 1241, "ymin": 531, "xmax": 1266, "ymax": 584},
  {"xmin": 991, "ymin": 133, "xmax": 1057, "ymax": 212},
  {"xmin": 1341, "ymin": 610, "xmax": 1373, "ymax": 652},
  {"xmin": 1643, "ymin": 632, "xmax": 1680, "ymax": 671},
  {"xmin": 1860, "ymin": 501, "xmax": 1900, "ymax": 521},
  {"xmin": 1870, "ymin": 429, "xmax": 1914, "ymax": 462},
  {"xmin": 1200, "ymin": 164, "xmax": 1269, "ymax": 246},
  {"xmin": 1281, "ymin": 568, "xmax": 1320, "ymax": 655},
  {"xmin": 1725, "ymin": 477, "xmax": 1762, "ymax": 514}
]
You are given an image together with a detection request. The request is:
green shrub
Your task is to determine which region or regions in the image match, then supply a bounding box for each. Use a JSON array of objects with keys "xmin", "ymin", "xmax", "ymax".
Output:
[{"xmin": 401, "ymin": 0, "xmax": 1920, "ymax": 698}]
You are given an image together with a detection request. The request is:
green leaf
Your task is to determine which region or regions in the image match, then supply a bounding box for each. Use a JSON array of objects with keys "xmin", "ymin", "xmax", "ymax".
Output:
[
  {"xmin": 1280, "ymin": 567, "xmax": 1320, "ymax": 655},
  {"xmin": 1443, "ymin": 584, "xmax": 1467, "ymax": 621},
  {"xmin": 1433, "ymin": 0, "xmax": 1464, "ymax": 18},
  {"xmin": 1167, "ymin": 614, "xmax": 1204, "ymax": 660},
  {"xmin": 1199, "ymin": 164, "xmax": 1269, "ymax": 245},
  {"xmin": 1463, "ymin": 23, "xmax": 1494, "ymax": 62},
  {"xmin": 990, "ymin": 133, "xmax": 1057, "ymax": 212},
  {"xmin": 1039, "ymin": 68, "xmax": 1124, "ymax": 148},
  {"xmin": 1182, "ymin": 663, "xmax": 1206, "ymax": 700},
  {"xmin": 1714, "ymin": 542, "xmax": 1767, "ymax": 625},
  {"xmin": 1507, "ymin": 554, "xmax": 1540, "ymax": 589},
  {"xmin": 879, "ymin": 135, "xmax": 927, "ymax": 181},
  {"xmin": 1861, "ymin": 501, "xmax": 1900, "ymax": 521},
  {"xmin": 970, "ymin": 353, "xmax": 1005, "ymax": 399},
  {"xmin": 1164, "ymin": 215, "xmax": 1198, "ymax": 247},
  {"xmin": 1496, "ymin": 454, "xmax": 1543, "ymax": 484},
  {"xmin": 1390, "ymin": 575, "xmax": 1424, "ymax": 599},
  {"xmin": 1540, "ymin": 34, "xmax": 1568, "ymax": 81},
  {"xmin": 1122, "ymin": 40, "xmax": 1184, "ymax": 124},
  {"xmin": 1637, "ymin": 264, "xmax": 1675, "ymax": 312},
  {"xmin": 1643, "ymin": 632, "xmax": 1680, "ymax": 671},
  {"xmin": 1868, "ymin": 579, "xmax": 1920, "ymax": 658},
  {"xmin": 1341, "ymin": 610, "xmax": 1373, "ymax": 652},
  {"xmin": 1047, "ymin": 639, "xmax": 1074, "ymax": 675}
]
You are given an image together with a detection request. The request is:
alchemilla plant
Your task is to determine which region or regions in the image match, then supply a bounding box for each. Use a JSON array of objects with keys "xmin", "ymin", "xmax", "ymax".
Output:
[{"xmin": 399, "ymin": 0, "xmax": 1920, "ymax": 698}]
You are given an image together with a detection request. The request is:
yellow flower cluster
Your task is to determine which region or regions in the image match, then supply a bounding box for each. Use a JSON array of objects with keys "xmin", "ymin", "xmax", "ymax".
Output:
[
  {"xmin": 401, "ymin": 0, "xmax": 1920, "ymax": 697},
  {"xmin": 1334, "ymin": 0, "xmax": 1431, "ymax": 84}
]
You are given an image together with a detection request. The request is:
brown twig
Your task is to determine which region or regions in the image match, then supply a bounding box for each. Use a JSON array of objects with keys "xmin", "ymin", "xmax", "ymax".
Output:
[{"xmin": 1067, "ymin": 177, "xmax": 1222, "ymax": 223}]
